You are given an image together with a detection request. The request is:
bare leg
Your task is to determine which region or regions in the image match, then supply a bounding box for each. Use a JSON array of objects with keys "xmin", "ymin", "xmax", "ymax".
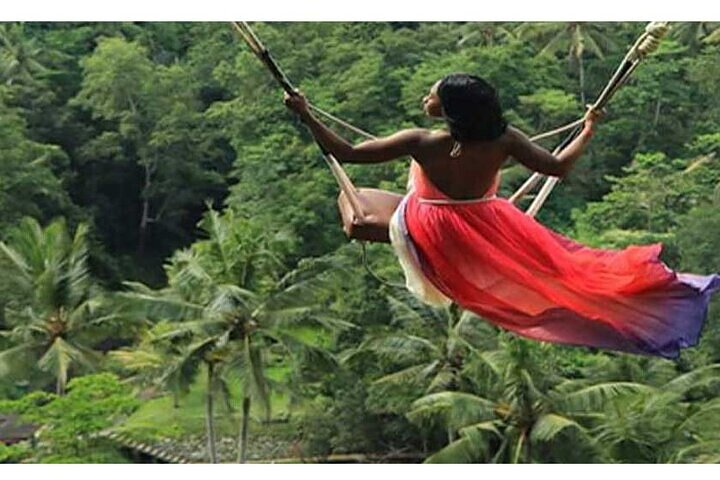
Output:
[{"xmin": 336, "ymin": 188, "xmax": 403, "ymax": 244}]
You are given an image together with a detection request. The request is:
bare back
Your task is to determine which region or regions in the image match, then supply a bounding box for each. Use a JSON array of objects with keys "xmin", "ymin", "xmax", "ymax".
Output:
[{"xmin": 412, "ymin": 130, "xmax": 509, "ymax": 200}]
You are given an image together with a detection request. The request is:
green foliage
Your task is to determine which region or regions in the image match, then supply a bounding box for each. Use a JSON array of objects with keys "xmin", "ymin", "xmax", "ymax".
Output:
[
  {"xmin": 0, "ymin": 23, "xmax": 50, "ymax": 86},
  {"xmin": 0, "ymin": 373, "xmax": 138, "ymax": 463},
  {"xmin": 0, "ymin": 89, "xmax": 76, "ymax": 231},
  {"xmin": 0, "ymin": 217, "xmax": 127, "ymax": 395},
  {"xmin": 68, "ymin": 33, "xmax": 231, "ymax": 280},
  {"xmin": 0, "ymin": 442, "xmax": 32, "ymax": 463},
  {"xmin": 517, "ymin": 88, "xmax": 580, "ymax": 132},
  {"xmin": 1, "ymin": 22, "xmax": 719, "ymax": 464},
  {"xmin": 115, "ymin": 208, "xmax": 353, "ymax": 461},
  {"xmin": 573, "ymin": 140, "xmax": 720, "ymax": 265}
]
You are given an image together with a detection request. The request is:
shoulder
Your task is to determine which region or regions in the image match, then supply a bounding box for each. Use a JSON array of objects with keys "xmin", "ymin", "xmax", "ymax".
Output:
[
  {"xmin": 497, "ymin": 125, "xmax": 532, "ymax": 154},
  {"xmin": 394, "ymin": 127, "xmax": 434, "ymax": 141},
  {"xmin": 385, "ymin": 128, "xmax": 436, "ymax": 149},
  {"xmin": 498, "ymin": 125, "xmax": 526, "ymax": 145}
]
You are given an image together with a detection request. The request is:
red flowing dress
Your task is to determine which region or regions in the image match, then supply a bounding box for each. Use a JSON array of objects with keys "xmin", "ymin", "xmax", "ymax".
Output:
[{"xmin": 390, "ymin": 161, "xmax": 719, "ymax": 358}]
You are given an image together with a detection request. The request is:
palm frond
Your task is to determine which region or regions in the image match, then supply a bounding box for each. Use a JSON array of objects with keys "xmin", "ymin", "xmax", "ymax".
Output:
[
  {"xmin": 265, "ymin": 330, "xmax": 338, "ymax": 371},
  {"xmin": 119, "ymin": 285, "xmax": 206, "ymax": 320},
  {"xmin": 109, "ymin": 349, "xmax": 165, "ymax": 371},
  {"xmin": 409, "ymin": 391, "xmax": 496, "ymax": 430},
  {"xmin": 672, "ymin": 440, "xmax": 720, "ymax": 463},
  {"xmin": 530, "ymin": 413, "xmax": 586, "ymax": 443},
  {"xmin": 0, "ymin": 343, "xmax": 38, "ymax": 376},
  {"xmin": 386, "ymin": 293, "xmax": 445, "ymax": 326},
  {"xmin": 662, "ymin": 364, "xmax": 720, "ymax": 396},
  {"xmin": 157, "ymin": 336, "xmax": 217, "ymax": 386},
  {"xmin": 241, "ymin": 336, "xmax": 271, "ymax": 419},
  {"xmin": 583, "ymin": 32, "xmax": 606, "ymax": 59},
  {"xmin": 374, "ymin": 361, "xmax": 439, "ymax": 387},
  {"xmin": 205, "ymin": 283, "xmax": 256, "ymax": 316},
  {"xmin": 426, "ymin": 366, "xmax": 456, "ymax": 393},
  {"xmin": 362, "ymin": 334, "xmax": 439, "ymax": 364},
  {"xmin": 538, "ymin": 30, "xmax": 569, "ymax": 58},
  {"xmin": 423, "ymin": 436, "xmax": 483, "ymax": 463},
  {"xmin": 559, "ymin": 382, "xmax": 653, "ymax": 412},
  {"xmin": 216, "ymin": 373, "xmax": 236, "ymax": 414},
  {"xmin": 704, "ymin": 27, "xmax": 720, "ymax": 43},
  {"xmin": 477, "ymin": 349, "xmax": 510, "ymax": 376},
  {"xmin": 37, "ymin": 337, "xmax": 95, "ymax": 391},
  {"xmin": 151, "ymin": 318, "xmax": 227, "ymax": 342},
  {"xmin": 0, "ymin": 241, "xmax": 33, "ymax": 289},
  {"xmin": 309, "ymin": 313, "xmax": 356, "ymax": 332}
]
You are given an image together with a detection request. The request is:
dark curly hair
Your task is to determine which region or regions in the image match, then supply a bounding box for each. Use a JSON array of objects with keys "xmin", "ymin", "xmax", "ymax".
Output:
[{"xmin": 437, "ymin": 73, "xmax": 507, "ymax": 142}]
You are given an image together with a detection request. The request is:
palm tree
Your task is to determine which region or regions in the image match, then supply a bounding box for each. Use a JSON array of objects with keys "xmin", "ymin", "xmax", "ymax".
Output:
[
  {"xmin": 515, "ymin": 22, "xmax": 615, "ymax": 106},
  {"xmin": 113, "ymin": 316, "xmax": 238, "ymax": 464},
  {"xmin": 671, "ymin": 22, "xmax": 720, "ymax": 49},
  {"xmin": 0, "ymin": 217, "xmax": 119, "ymax": 395},
  {"xmin": 110, "ymin": 321, "xmax": 199, "ymax": 409},
  {"xmin": 592, "ymin": 364, "xmax": 720, "ymax": 463},
  {"xmin": 342, "ymin": 293, "xmax": 496, "ymax": 443},
  {"xmin": 454, "ymin": 23, "xmax": 518, "ymax": 48},
  {"xmin": 0, "ymin": 23, "xmax": 49, "ymax": 86},
  {"xmin": 119, "ymin": 209, "xmax": 352, "ymax": 463},
  {"xmin": 407, "ymin": 336, "xmax": 649, "ymax": 463}
]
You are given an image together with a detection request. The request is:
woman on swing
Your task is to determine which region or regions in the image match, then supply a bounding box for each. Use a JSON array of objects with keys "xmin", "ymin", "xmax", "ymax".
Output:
[{"xmin": 284, "ymin": 72, "xmax": 719, "ymax": 359}]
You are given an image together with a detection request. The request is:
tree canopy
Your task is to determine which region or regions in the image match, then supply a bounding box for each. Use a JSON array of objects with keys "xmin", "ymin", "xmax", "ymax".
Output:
[{"xmin": 0, "ymin": 21, "xmax": 718, "ymax": 464}]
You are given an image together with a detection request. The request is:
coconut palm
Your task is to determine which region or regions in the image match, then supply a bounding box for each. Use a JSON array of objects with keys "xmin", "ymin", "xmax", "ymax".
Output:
[
  {"xmin": 407, "ymin": 336, "xmax": 650, "ymax": 463},
  {"xmin": 113, "ymin": 316, "xmax": 239, "ymax": 463},
  {"xmin": 592, "ymin": 364, "xmax": 720, "ymax": 463},
  {"xmin": 515, "ymin": 22, "xmax": 615, "ymax": 105},
  {"xmin": 110, "ymin": 321, "xmax": 199, "ymax": 409},
  {"xmin": 342, "ymin": 293, "xmax": 496, "ymax": 443},
  {"xmin": 0, "ymin": 217, "xmax": 119, "ymax": 395},
  {"xmin": 671, "ymin": 22, "xmax": 720, "ymax": 49},
  {"xmin": 0, "ymin": 23, "xmax": 49, "ymax": 86},
  {"xmin": 454, "ymin": 22, "xmax": 518, "ymax": 48},
  {"xmin": 118, "ymin": 209, "xmax": 352, "ymax": 463}
]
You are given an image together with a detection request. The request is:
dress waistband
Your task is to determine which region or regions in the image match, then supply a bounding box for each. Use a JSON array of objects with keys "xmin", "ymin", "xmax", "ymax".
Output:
[{"xmin": 417, "ymin": 194, "xmax": 499, "ymax": 205}]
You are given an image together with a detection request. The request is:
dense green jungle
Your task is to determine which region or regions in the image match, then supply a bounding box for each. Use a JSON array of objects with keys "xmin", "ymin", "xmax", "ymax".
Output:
[{"xmin": 1, "ymin": 21, "xmax": 719, "ymax": 464}]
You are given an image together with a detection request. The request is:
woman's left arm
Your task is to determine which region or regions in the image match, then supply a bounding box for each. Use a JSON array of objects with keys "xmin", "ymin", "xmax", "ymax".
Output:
[{"xmin": 285, "ymin": 91, "xmax": 426, "ymax": 164}]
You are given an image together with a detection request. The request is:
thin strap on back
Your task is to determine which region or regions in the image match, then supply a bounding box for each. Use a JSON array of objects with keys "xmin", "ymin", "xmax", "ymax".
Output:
[{"xmin": 418, "ymin": 195, "xmax": 499, "ymax": 205}]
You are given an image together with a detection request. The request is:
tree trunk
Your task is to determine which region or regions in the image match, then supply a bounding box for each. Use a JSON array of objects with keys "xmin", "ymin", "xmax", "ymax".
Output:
[
  {"xmin": 56, "ymin": 361, "xmax": 66, "ymax": 396},
  {"xmin": 237, "ymin": 396, "xmax": 251, "ymax": 463},
  {"xmin": 653, "ymin": 99, "xmax": 662, "ymax": 126},
  {"xmin": 137, "ymin": 164, "xmax": 152, "ymax": 256},
  {"xmin": 525, "ymin": 433, "xmax": 532, "ymax": 463},
  {"xmin": 578, "ymin": 54, "xmax": 586, "ymax": 107},
  {"xmin": 205, "ymin": 363, "xmax": 218, "ymax": 464}
]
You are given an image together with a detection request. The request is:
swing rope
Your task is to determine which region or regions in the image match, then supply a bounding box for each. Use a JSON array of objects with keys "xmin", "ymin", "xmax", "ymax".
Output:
[
  {"xmin": 232, "ymin": 21, "xmax": 668, "ymax": 217},
  {"xmin": 359, "ymin": 241, "xmax": 406, "ymax": 289},
  {"xmin": 231, "ymin": 22, "xmax": 367, "ymax": 223},
  {"xmin": 230, "ymin": 21, "xmax": 669, "ymax": 285},
  {"xmin": 232, "ymin": 21, "xmax": 396, "ymax": 287},
  {"xmin": 519, "ymin": 21, "xmax": 670, "ymax": 216}
]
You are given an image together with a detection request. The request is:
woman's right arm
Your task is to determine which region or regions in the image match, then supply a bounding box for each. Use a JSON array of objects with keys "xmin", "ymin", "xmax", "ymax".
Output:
[
  {"xmin": 505, "ymin": 114, "xmax": 597, "ymax": 177},
  {"xmin": 285, "ymin": 90, "xmax": 427, "ymax": 164}
]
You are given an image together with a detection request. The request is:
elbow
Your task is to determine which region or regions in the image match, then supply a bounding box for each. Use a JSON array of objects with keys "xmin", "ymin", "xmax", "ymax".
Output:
[
  {"xmin": 535, "ymin": 161, "xmax": 566, "ymax": 178},
  {"xmin": 547, "ymin": 154, "xmax": 573, "ymax": 178},
  {"xmin": 337, "ymin": 147, "xmax": 363, "ymax": 164},
  {"xmin": 552, "ymin": 161, "xmax": 570, "ymax": 178}
]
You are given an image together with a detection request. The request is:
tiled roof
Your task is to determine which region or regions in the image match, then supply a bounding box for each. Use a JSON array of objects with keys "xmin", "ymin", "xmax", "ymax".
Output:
[{"xmin": 0, "ymin": 414, "xmax": 39, "ymax": 444}]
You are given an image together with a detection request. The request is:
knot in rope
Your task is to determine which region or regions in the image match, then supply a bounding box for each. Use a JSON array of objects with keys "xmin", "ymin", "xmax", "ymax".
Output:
[{"xmin": 633, "ymin": 22, "xmax": 670, "ymax": 59}]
